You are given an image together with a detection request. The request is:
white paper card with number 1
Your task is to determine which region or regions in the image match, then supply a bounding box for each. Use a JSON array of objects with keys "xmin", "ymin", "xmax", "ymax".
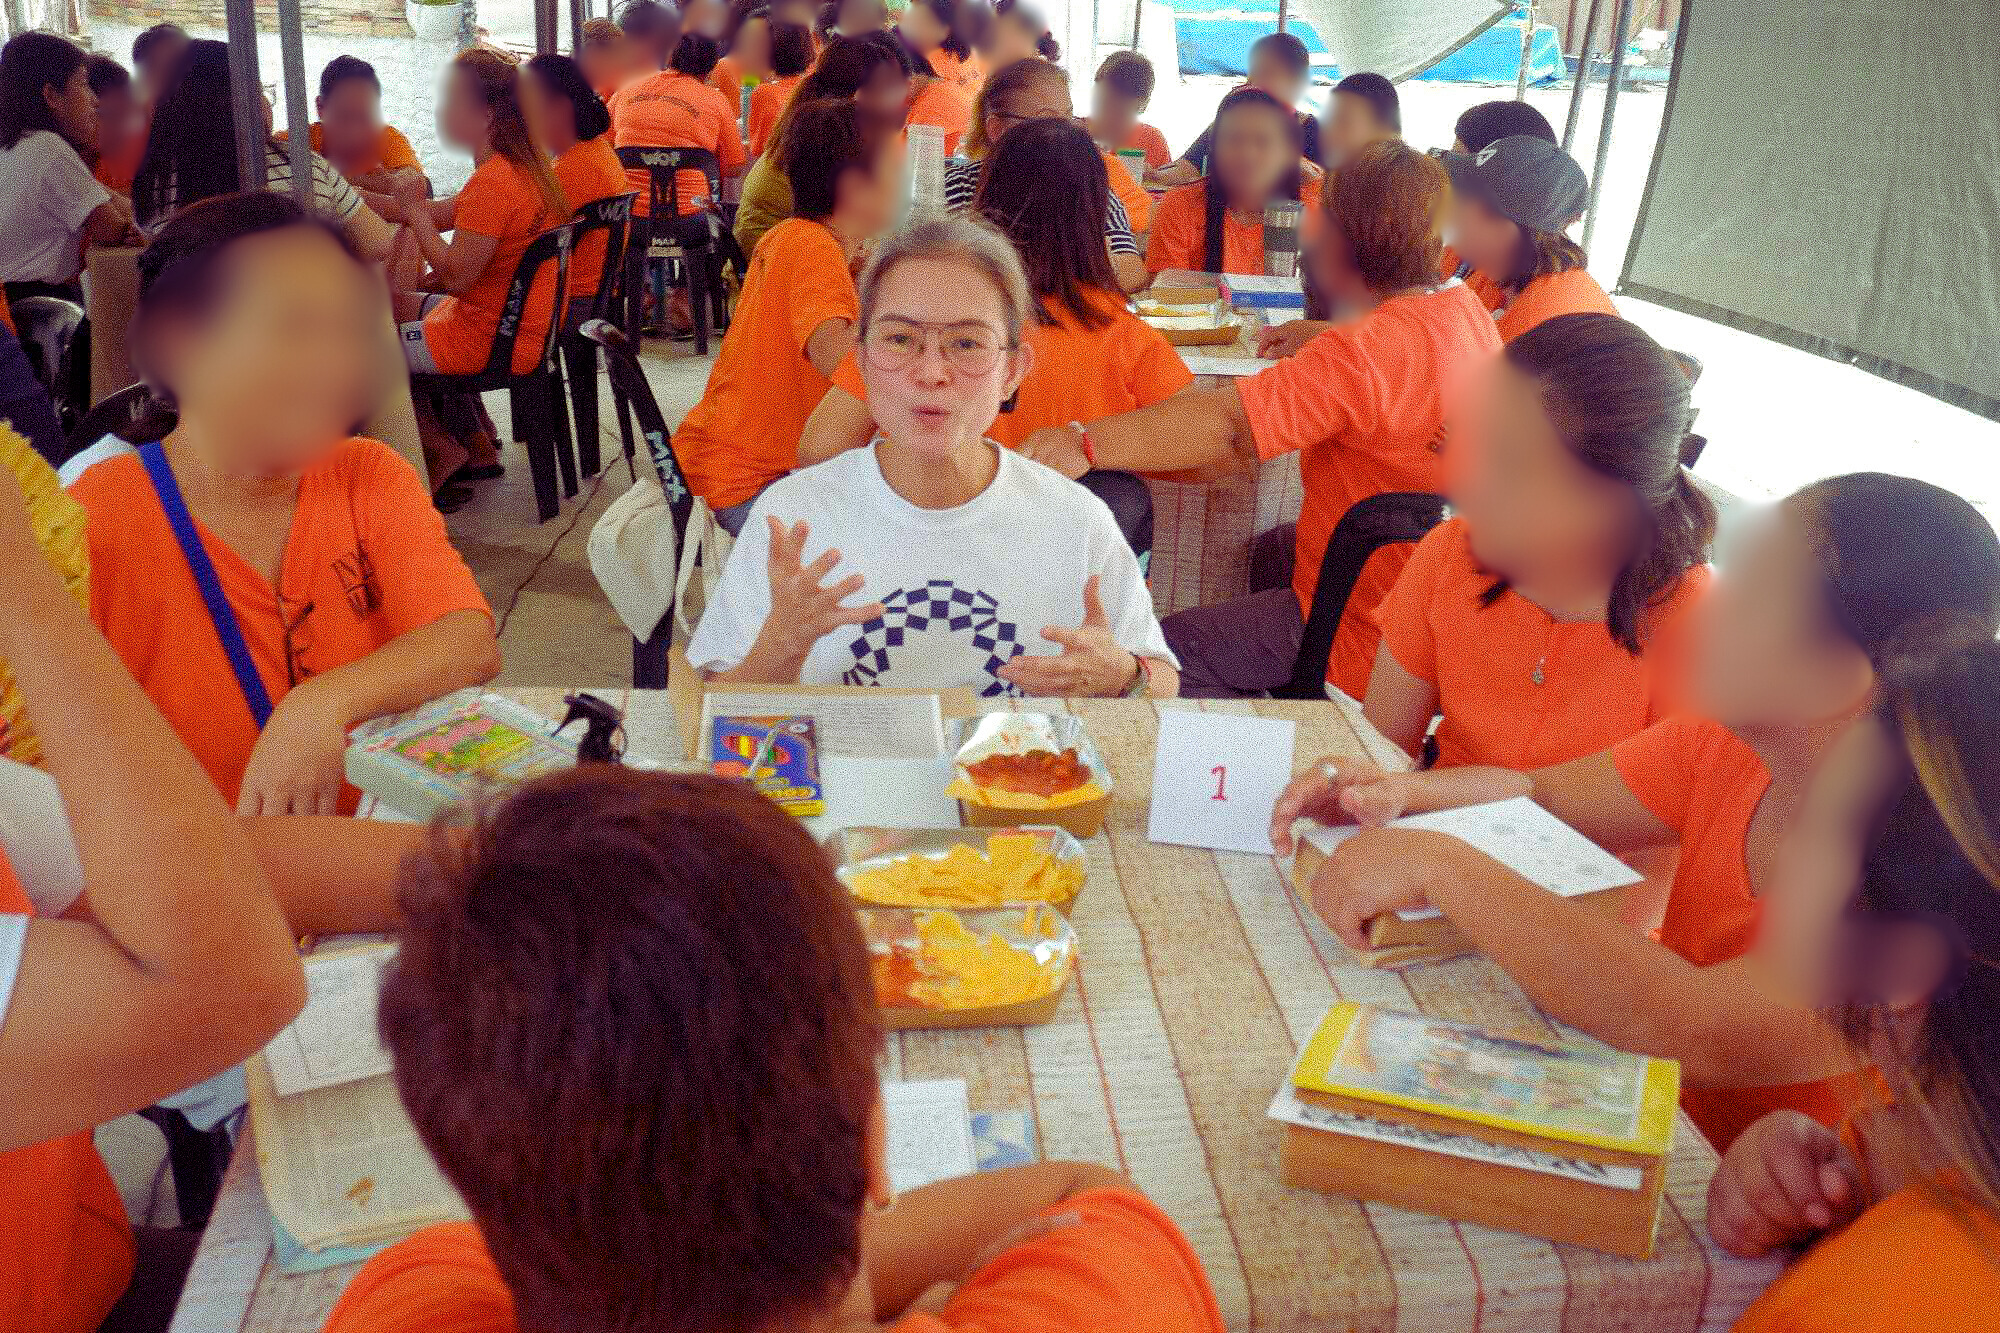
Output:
[{"xmin": 1147, "ymin": 709, "xmax": 1297, "ymax": 854}]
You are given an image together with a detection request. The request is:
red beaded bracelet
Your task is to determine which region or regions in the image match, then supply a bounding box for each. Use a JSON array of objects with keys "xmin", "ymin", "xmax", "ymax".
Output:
[{"xmin": 1069, "ymin": 420, "xmax": 1097, "ymax": 469}]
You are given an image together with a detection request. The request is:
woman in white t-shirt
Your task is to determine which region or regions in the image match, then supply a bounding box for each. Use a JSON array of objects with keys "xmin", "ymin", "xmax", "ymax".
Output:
[
  {"xmin": 0, "ymin": 32, "xmax": 142, "ymax": 294},
  {"xmin": 689, "ymin": 214, "xmax": 1180, "ymax": 699},
  {"xmin": 130, "ymin": 38, "xmax": 396, "ymax": 261}
]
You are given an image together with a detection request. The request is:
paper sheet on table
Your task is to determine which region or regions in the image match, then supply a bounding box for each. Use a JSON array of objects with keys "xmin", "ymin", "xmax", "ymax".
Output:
[
  {"xmin": 802, "ymin": 755, "xmax": 961, "ymax": 840},
  {"xmin": 699, "ymin": 690, "xmax": 949, "ymax": 760},
  {"xmin": 261, "ymin": 942, "xmax": 398, "ymax": 1097},
  {"xmin": 883, "ymin": 1078, "xmax": 977, "ymax": 1194},
  {"xmin": 1299, "ymin": 796, "xmax": 1641, "ymax": 921},
  {"xmin": 1179, "ymin": 351, "xmax": 1275, "ymax": 377}
]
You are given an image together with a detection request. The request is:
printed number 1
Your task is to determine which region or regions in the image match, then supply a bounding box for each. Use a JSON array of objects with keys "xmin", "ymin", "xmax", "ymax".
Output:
[{"xmin": 1211, "ymin": 765, "xmax": 1228, "ymax": 801}]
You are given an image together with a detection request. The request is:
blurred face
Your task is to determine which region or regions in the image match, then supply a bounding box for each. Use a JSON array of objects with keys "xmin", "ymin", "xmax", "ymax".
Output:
[
  {"xmin": 438, "ymin": 66, "xmax": 492, "ymax": 152},
  {"xmin": 837, "ymin": 0, "xmax": 883, "ymax": 31},
  {"xmin": 899, "ymin": 2, "xmax": 949, "ymax": 51},
  {"xmin": 773, "ymin": 0, "xmax": 818, "ymax": 29},
  {"xmin": 1088, "ymin": 83, "xmax": 1139, "ymax": 144},
  {"xmin": 1248, "ymin": 52, "xmax": 1305, "ymax": 105},
  {"xmin": 1448, "ymin": 193, "xmax": 1521, "ymax": 279},
  {"xmin": 1448, "ymin": 360, "xmax": 1633, "ymax": 586},
  {"xmin": 136, "ymin": 35, "xmax": 188, "ymax": 102},
  {"xmin": 1690, "ymin": 505, "xmax": 1875, "ymax": 730},
  {"xmin": 1213, "ymin": 104, "xmax": 1292, "ymax": 209},
  {"xmin": 518, "ymin": 69, "xmax": 569, "ymax": 151},
  {"xmin": 151, "ymin": 228, "xmax": 382, "ymax": 473},
  {"xmin": 1303, "ymin": 221, "xmax": 1367, "ymax": 315},
  {"xmin": 731, "ymin": 18, "xmax": 772, "ymax": 77},
  {"xmin": 43, "ymin": 64, "xmax": 97, "ymax": 149},
  {"xmin": 95, "ymin": 82, "xmax": 139, "ymax": 157},
  {"xmin": 859, "ymin": 257, "xmax": 1029, "ymax": 457},
  {"xmin": 1324, "ymin": 90, "xmax": 1391, "ymax": 168},
  {"xmin": 982, "ymin": 78, "xmax": 1068, "ymax": 150},
  {"xmin": 316, "ymin": 78, "xmax": 384, "ymax": 172},
  {"xmin": 834, "ymin": 136, "xmax": 905, "ymax": 238},
  {"xmin": 985, "ymin": 15, "xmax": 1041, "ymax": 64},
  {"xmin": 859, "ymin": 63, "xmax": 912, "ymax": 118},
  {"xmin": 685, "ymin": 0, "xmax": 729, "ymax": 38},
  {"xmin": 580, "ymin": 40, "xmax": 629, "ymax": 91}
]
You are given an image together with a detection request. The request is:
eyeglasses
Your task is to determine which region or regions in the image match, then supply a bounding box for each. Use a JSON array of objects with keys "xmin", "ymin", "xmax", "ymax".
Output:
[{"xmin": 862, "ymin": 319, "xmax": 1012, "ymax": 376}]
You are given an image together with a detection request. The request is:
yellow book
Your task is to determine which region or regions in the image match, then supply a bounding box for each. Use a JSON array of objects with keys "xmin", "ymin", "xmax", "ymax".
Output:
[{"xmin": 1292, "ymin": 1002, "xmax": 1679, "ymax": 1158}]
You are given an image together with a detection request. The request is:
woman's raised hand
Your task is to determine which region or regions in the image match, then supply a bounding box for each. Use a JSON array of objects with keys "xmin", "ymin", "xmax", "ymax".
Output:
[
  {"xmin": 997, "ymin": 576, "xmax": 1140, "ymax": 698},
  {"xmin": 763, "ymin": 516, "xmax": 884, "ymax": 652}
]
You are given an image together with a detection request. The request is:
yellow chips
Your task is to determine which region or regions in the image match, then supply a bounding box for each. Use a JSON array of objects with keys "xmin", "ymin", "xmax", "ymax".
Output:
[
  {"xmin": 846, "ymin": 834, "xmax": 1084, "ymax": 909},
  {"xmin": 0, "ymin": 423, "xmax": 90, "ymax": 767},
  {"xmin": 898, "ymin": 909, "xmax": 1068, "ymax": 1009}
]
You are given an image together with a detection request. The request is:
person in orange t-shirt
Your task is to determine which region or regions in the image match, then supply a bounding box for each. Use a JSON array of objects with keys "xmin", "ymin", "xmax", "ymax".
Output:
[
  {"xmin": 801, "ymin": 118, "xmax": 1187, "ymax": 560},
  {"xmin": 578, "ymin": 17, "xmax": 635, "ymax": 100},
  {"xmin": 316, "ymin": 762, "xmax": 1225, "ymax": 1333},
  {"xmin": 1276, "ymin": 472, "xmax": 2000, "ymax": 1155},
  {"xmin": 273, "ymin": 56, "xmax": 430, "ymax": 223},
  {"xmin": 74, "ymin": 193, "xmax": 498, "ymax": 816},
  {"xmin": 609, "ymin": 34, "xmax": 746, "ymax": 217},
  {"xmin": 1710, "ymin": 639, "xmax": 2000, "ymax": 1327},
  {"xmin": 392, "ymin": 50, "xmax": 571, "ymax": 494},
  {"xmin": 903, "ymin": 42, "xmax": 973, "ymax": 155},
  {"xmin": 1147, "ymin": 89, "xmax": 1324, "ymax": 277},
  {"xmin": 1090, "ymin": 50, "xmax": 1171, "ymax": 169},
  {"xmin": 1369, "ymin": 314, "xmax": 1713, "ymax": 771},
  {"xmin": 675, "ymin": 99, "xmax": 900, "ymax": 526},
  {"xmin": 1019, "ymin": 142, "xmax": 1498, "ymax": 700},
  {"xmin": 522, "ymin": 54, "xmax": 630, "ymax": 306},
  {"xmin": 707, "ymin": 4, "xmax": 771, "ymax": 117},
  {"xmin": 84, "ymin": 55, "xmax": 143, "ymax": 193},
  {"xmin": 745, "ymin": 19, "xmax": 814, "ymax": 156},
  {"xmin": 899, "ymin": 0, "xmax": 978, "ymax": 97},
  {"xmin": 1442, "ymin": 134, "xmax": 1616, "ymax": 341}
]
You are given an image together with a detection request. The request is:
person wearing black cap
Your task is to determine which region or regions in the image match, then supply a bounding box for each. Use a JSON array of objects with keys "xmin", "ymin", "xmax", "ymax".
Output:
[{"xmin": 1442, "ymin": 133, "xmax": 1616, "ymax": 341}]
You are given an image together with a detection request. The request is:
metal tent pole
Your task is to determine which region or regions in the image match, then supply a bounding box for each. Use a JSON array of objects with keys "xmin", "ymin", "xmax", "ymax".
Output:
[
  {"xmin": 1578, "ymin": 0, "xmax": 1631, "ymax": 251},
  {"xmin": 1515, "ymin": 3, "xmax": 1535, "ymax": 99},
  {"xmin": 1560, "ymin": 0, "xmax": 1603, "ymax": 150},
  {"xmin": 222, "ymin": 0, "xmax": 268, "ymax": 191},
  {"xmin": 1277, "ymin": 0, "xmax": 1288, "ymax": 32},
  {"xmin": 570, "ymin": 0, "xmax": 587, "ymax": 53},
  {"xmin": 535, "ymin": 0, "xmax": 561, "ymax": 55},
  {"xmin": 278, "ymin": 0, "xmax": 312, "ymax": 209},
  {"xmin": 1129, "ymin": 0, "xmax": 1141, "ymax": 47}
]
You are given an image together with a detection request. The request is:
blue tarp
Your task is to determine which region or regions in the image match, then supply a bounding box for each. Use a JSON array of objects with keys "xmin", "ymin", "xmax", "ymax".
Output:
[
  {"xmin": 1411, "ymin": 11, "xmax": 1566, "ymax": 83},
  {"xmin": 1172, "ymin": 2, "xmax": 1562, "ymax": 84}
]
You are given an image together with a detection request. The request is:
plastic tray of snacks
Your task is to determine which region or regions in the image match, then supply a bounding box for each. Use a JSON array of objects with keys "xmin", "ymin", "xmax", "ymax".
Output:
[
  {"xmin": 827, "ymin": 826, "xmax": 1087, "ymax": 912},
  {"xmin": 945, "ymin": 712, "xmax": 1113, "ymax": 840},
  {"xmin": 1135, "ymin": 290, "xmax": 1241, "ymax": 346},
  {"xmin": 862, "ymin": 904, "xmax": 1077, "ymax": 1030}
]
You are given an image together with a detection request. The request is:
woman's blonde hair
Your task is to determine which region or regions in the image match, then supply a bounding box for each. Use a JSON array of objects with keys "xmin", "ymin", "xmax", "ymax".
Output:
[{"xmin": 857, "ymin": 214, "xmax": 1032, "ymax": 348}]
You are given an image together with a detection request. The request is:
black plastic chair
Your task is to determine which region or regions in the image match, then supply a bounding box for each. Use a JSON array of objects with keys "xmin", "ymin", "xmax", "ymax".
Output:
[
  {"xmin": 615, "ymin": 145, "xmax": 728, "ymax": 356},
  {"xmin": 65, "ymin": 383, "xmax": 175, "ymax": 459},
  {"xmin": 409, "ymin": 220, "xmax": 580, "ymax": 524},
  {"xmin": 582, "ymin": 318, "xmax": 695, "ymax": 689},
  {"xmin": 136, "ymin": 1105, "xmax": 233, "ymax": 1231},
  {"xmin": 1275, "ymin": 491, "xmax": 1448, "ymax": 700},
  {"xmin": 556, "ymin": 191, "xmax": 637, "ymax": 481},
  {"xmin": 9, "ymin": 294, "xmax": 87, "ymax": 431}
]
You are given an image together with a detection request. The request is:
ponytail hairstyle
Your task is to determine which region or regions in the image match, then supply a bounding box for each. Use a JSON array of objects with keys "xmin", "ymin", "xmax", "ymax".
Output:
[
  {"xmin": 453, "ymin": 48, "xmax": 568, "ymax": 223},
  {"xmin": 1836, "ymin": 636, "xmax": 2000, "ymax": 1240},
  {"xmin": 1490, "ymin": 312, "xmax": 1716, "ymax": 653},
  {"xmin": 975, "ymin": 117, "xmax": 1119, "ymax": 329},
  {"xmin": 1200, "ymin": 86, "xmax": 1303, "ymax": 276},
  {"xmin": 994, "ymin": 0, "xmax": 1057, "ymax": 61},
  {"xmin": 859, "ymin": 213, "xmax": 1033, "ymax": 351},
  {"xmin": 964, "ymin": 53, "xmax": 1065, "ymax": 158}
]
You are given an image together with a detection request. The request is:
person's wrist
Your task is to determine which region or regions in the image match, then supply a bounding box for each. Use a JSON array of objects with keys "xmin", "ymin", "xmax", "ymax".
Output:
[{"xmin": 1068, "ymin": 421, "xmax": 1096, "ymax": 469}]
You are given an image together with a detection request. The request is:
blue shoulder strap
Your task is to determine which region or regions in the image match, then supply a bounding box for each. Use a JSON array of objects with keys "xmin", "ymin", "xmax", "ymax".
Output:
[{"xmin": 137, "ymin": 441, "xmax": 274, "ymax": 729}]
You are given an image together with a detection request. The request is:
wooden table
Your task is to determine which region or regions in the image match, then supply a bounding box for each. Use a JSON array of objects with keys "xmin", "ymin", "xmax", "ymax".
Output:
[{"xmin": 171, "ymin": 688, "xmax": 1780, "ymax": 1333}]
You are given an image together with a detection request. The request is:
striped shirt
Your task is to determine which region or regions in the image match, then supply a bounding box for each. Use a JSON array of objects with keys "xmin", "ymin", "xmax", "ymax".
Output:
[
  {"xmin": 146, "ymin": 143, "xmax": 364, "ymax": 233},
  {"xmin": 943, "ymin": 158, "xmax": 1137, "ymax": 255}
]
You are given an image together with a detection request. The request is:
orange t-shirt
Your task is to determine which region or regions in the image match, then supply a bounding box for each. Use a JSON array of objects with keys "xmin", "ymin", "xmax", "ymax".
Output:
[
  {"xmin": 550, "ymin": 134, "xmax": 630, "ymax": 302},
  {"xmin": 832, "ymin": 287, "xmax": 1192, "ymax": 447},
  {"xmin": 1236, "ymin": 282, "xmax": 1501, "ymax": 697},
  {"xmin": 70, "ymin": 438, "xmax": 493, "ymax": 810},
  {"xmin": 92, "ymin": 136, "xmax": 143, "ymax": 193},
  {"xmin": 609, "ymin": 69, "xmax": 746, "ymax": 217},
  {"xmin": 420, "ymin": 154, "xmax": 558, "ymax": 375},
  {"xmin": 675, "ymin": 218, "xmax": 857, "ymax": 508},
  {"xmin": 1610, "ymin": 717, "xmax": 1873, "ymax": 1152},
  {"xmin": 906, "ymin": 78, "xmax": 972, "ymax": 157},
  {"xmin": 925, "ymin": 47, "xmax": 984, "ymax": 98},
  {"xmin": 1122, "ymin": 122, "xmax": 1172, "ymax": 170},
  {"xmin": 708, "ymin": 56, "xmax": 745, "ymax": 119},
  {"xmin": 1103, "ymin": 147, "xmax": 1153, "ymax": 234},
  {"xmin": 747, "ymin": 72, "xmax": 804, "ymax": 158},
  {"xmin": 0, "ymin": 861, "xmax": 138, "ymax": 1333},
  {"xmin": 1463, "ymin": 265, "xmax": 1618, "ymax": 342},
  {"xmin": 1145, "ymin": 170, "xmax": 1322, "ymax": 276},
  {"xmin": 274, "ymin": 122, "xmax": 421, "ymax": 180},
  {"xmin": 323, "ymin": 1188, "xmax": 1224, "ymax": 1333},
  {"xmin": 1378, "ymin": 517, "xmax": 1710, "ymax": 769}
]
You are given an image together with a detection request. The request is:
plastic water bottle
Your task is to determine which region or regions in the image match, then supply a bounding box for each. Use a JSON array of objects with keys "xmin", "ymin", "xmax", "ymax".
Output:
[{"xmin": 907, "ymin": 124, "xmax": 947, "ymax": 217}]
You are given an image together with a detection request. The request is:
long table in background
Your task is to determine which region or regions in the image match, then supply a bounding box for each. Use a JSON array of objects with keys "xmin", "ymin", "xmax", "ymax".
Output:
[{"xmin": 171, "ymin": 688, "xmax": 1780, "ymax": 1333}]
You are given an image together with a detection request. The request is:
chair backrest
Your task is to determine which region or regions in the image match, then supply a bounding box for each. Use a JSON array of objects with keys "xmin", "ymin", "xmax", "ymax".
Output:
[
  {"xmin": 571, "ymin": 191, "xmax": 638, "ymax": 322},
  {"xmin": 1276, "ymin": 491, "xmax": 1448, "ymax": 701},
  {"xmin": 615, "ymin": 144, "xmax": 723, "ymax": 219},
  {"xmin": 65, "ymin": 383, "xmax": 174, "ymax": 456},
  {"xmin": 478, "ymin": 219, "xmax": 581, "ymax": 378},
  {"xmin": 8, "ymin": 295, "xmax": 85, "ymax": 401},
  {"xmin": 582, "ymin": 317, "xmax": 694, "ymax": 538}
]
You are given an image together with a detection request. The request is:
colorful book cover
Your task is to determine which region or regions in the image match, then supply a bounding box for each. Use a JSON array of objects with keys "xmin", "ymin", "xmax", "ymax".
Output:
[
  {"xmin": 711, "ymin": 715, "xmax": 825, "ymax": 816},
  {"xmin": 346, "ymin": 691, "xmax": 579, "ymax": 818},
  {"xmin": 1291, "ymin": 1003, "xmax": 1678, "ymax": 1157}
]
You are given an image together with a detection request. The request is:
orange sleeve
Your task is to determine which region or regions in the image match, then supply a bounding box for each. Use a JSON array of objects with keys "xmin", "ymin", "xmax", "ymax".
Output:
[
  {"xmin": 1104, "ymin": 151, "xmax": 1151, "ymax": 233},
  {"xmin": 1145, "ymin": 188, "xmax": 1201, "ymax": 275},
  {"xmin": 1639, "ymin": 564, "xmax": 1711, "ymax": 724},
  {"xmin": 779, "ymin": 231, "xmax": 859, "ymax": 351},
  {"xmin": 0, "ymin": 299, "xmax": 14, "ymax": 336},
  {"xmin": 910, "ymin": 1187, "xmax": 1225, "ymax": 1333},
  {"xmin": 1609, "ymin": 717, "xmax": 1703, "ymax": 834},
  {"xmin": 1376, "ymin": 518, "xmax": 1459, "ymax": 683},
  {"xmin": 322, "ymin": 1223, "xmax": 515, "ymax": 1333},
  {"xmin": 348, "ymin": 440, "xmax": 494, "ymax": 633},
  {"xmin": 1124, "ymin": 317, "xmax": 1194, "ymax": 405},
  {"xmin": 832, "ymin": 347, "xmax": 865, "ymax": 398},
  {"xmin": 1236, "ymin": 327, "xmax": 1369, "ymax": 462},
  {"xmin": 377, "ymin": 126, "xmax": 421, "ymax": 173}
]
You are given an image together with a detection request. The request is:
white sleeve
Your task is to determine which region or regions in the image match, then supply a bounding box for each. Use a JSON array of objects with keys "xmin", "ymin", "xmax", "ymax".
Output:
[
  {"xmin": 686, "ymin": 506, "xmax": 778, "ymax": 674},
  {"xmin": 0, "ymin": 914, "xmax": 25, "ymax": 1028},
  {"xmin": 316, "ymin": 153, "xmax": 364, "ymax": 221},
  {"xmin": 0, "ymin": 758, "xmax": 84, "ymax": 918},
  {"xmin": 1087, "ymin": 501, "xmax": 1177, "ymax": 669},
  {"xmin": 38, "ymin": 134, "xmax": 112, "ymax": 233}
]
